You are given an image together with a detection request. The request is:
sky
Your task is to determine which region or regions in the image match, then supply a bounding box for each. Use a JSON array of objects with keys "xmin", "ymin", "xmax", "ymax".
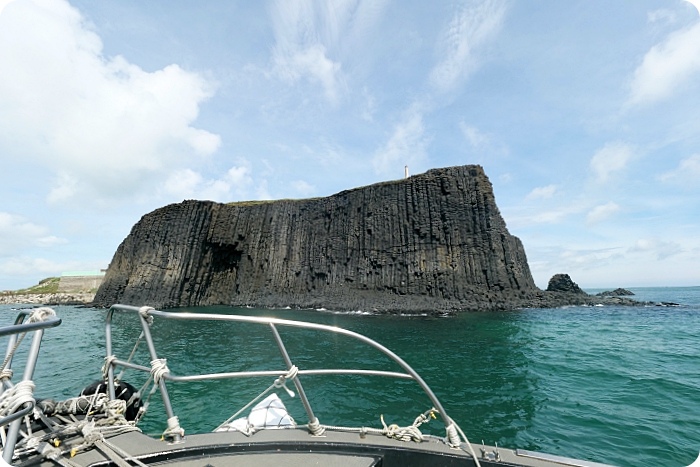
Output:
[{"xmin": 1, "ymin": 0, "xmax": 699, "ymax": 291}]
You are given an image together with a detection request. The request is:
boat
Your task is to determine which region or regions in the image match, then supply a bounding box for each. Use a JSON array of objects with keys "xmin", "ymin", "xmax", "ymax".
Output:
[{"xmin": 0, "ymin": 304, "xmax": 617, "ymax": 467}]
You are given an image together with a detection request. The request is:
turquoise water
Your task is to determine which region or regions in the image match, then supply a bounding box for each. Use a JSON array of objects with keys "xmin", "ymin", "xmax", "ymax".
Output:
[{"xmin": 1, "ymin": 287, "xmax": 698, "ymax": 466}]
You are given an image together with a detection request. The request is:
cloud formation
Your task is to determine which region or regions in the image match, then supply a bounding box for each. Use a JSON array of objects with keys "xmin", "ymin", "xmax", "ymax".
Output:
[
  {"xmin": 589, "ymin": 142, "xmax": 635, "ymax": 183},
  {"xmin": 526, "ymin": 185, "xmax": 558, "ymax": 201},
  {"xmin": 0, "ymin": 212, "xmax": 65, "ymax": 256},
  {"xmin": 629, "ymin": 238, "xmax": 683, "ymax": 260},
  {"xmin": 586, "ymin": 202, "xmax": 621, "ymax": 225},
  {"xmin": 0, "ymin": 0, "xmax": 220, "ymax": 206},
  {"xmin": 659, "ymin": 154, "xmax": 700, "ymax": 187},
  {"xmin": 268, "ymin": 0, "xmax": 386, "ymax": 104},
  {"xmin": 372, "ymin": 106, "xmax": 428, "ymax": 176},
  {"xmin": 430, "ymin": 0, "xmax": 506, "ymax": 93},
  {"xmin": 627, "ymin": 22, "xmax": 700, "ymax": 107}
]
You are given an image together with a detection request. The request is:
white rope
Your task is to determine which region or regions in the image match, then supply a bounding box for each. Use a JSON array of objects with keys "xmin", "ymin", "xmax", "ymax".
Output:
[
  {"xmin": 273, "ymin": 365, "xmax": 298, "ymax": 397},
  {"xmin": 380, "ymin": 413, "xmax": 423, "ymax": 443},
  {"xmin": 161, "ymin": 416, "xmax": 184, "ymax": 441},
  {"xmin": 101, "ymin": 355, "xmax": 117, "ymax": 380},
  {"xmin": 307, "ymin": 417, "xmax": 325, "ymax": 436},
  {"xmin": 0, "ymin": 380, "xmax": 35, "ymax": 417},
  {"xmin": 150, "ymin": 359, "xmax": 169, "ymax": 384},
  {"xmin": 138, "ymin": 306, "xmax": 155, "ymax": 325},
  {"xmin": 29, "ymin": 307, "xmax": 56, "ymax": 323}
]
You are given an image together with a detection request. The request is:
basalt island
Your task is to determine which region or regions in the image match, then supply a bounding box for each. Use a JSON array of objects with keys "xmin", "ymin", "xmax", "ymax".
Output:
[{"xmin": 89, "ymin": 165, "xmax": 647, "ymax": 314}]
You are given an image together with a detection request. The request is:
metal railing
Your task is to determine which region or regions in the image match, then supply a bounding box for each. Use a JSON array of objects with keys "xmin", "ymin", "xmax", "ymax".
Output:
[
  {"xmin": 0, "ymin": 309, "xmax": 62, "ymax": 462},
  {"xmin": 103, "ymin": 304, "xmax": 457, "ymax": 442}
]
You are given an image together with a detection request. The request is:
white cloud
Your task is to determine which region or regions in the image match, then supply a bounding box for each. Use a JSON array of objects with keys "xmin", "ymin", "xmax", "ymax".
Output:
[
  {"xmin": 525, "ymin": 185, "xmax": 557, "ymax": 201},
  {"xmin": 559, "ymin": 247, "xmax": 623, "ymax": 269},
  {"xmin": 162, "ymin": 162, "xmax": 256, "ymax": 202},
  {"xmin": 659, "ymin": 154, "xmax": 700, "ymax": 187},
  {"xmin": 360, "ymin": 86, "xmax": 377, "ymax": 122},
  {"xmin": 0, "ymin": 256, "xmax": 69, "ymax": 279},
  {"xmin": 0, "ymin": 0, "xmax": 220, "ymax": 206},
  {"xmin": 430, "ymin": 0, "xmax": 506, "ymax": 93},
  {"xmin": 460, "ymin": 122, "xmax": 490, "ymax": 148},
  {"xmin": 268, "ymin": 0, "xmax": 387, "ymax": 104},
  {"xmin": 506, "ymin": 204, "xmax": 581, "ymax": 227},
  {"xmin": 372, "ymin": 106, "xmax": 428, "ymax": 176},
  {"xmin": 586, "ymin": 202, "xmax": 621, "ymax": 225},
  {"xmin": 589, "ymin": 142, "xmax": 634, "ymax": 183},
  {"xmin": 0, "ymin": 212, "xmax": 66, "ymax": 255},
  {"xmin": 627, "ymin": 22, "xmax": 700, "ymax": 107},
  {"xmin": 291, "ymin": 180, "xmax": 316, "ymax": 197},
  {"xmin": 629, "ymin": 238, "xmax": 683, "ymax": 260},
  {"xmin": 647, "ymin": 9, "xmax": 677, "ymax": 25},
  {"xmin": 273, "ymin": 43, "xmax": 343, "ymax": 103}
]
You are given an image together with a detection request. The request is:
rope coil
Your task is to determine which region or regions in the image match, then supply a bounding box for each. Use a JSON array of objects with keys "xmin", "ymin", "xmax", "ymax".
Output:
[
  {"xmin": 29, "ymin": 307, "xmax": 56, "ymax": 323},
  {"xmin": 150, "ymin": 359, "xmax": 169, "ymax": 384},
  {"xmin": 0, "ymin": 380, "xmax": 35, "ymax": 417},
  {"xmin": 161, "ymin": 416, "xmax": 184, "ymax": 441}
]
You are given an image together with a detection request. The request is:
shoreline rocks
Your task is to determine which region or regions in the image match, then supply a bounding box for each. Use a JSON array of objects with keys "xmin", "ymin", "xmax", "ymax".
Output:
[{"xmin": 0, "ymin": 293, "xmax": 95, "ymax": 306}]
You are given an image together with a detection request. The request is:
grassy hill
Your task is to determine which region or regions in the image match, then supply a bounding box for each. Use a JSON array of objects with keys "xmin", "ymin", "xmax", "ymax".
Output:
[{"xmin": 2, "ymin": 277, "xmax": 60, "ymax": 295}]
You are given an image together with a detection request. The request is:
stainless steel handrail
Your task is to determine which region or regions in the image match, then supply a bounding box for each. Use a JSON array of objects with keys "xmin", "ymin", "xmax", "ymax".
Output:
[
  {"xmin": 0, "ymin": 310, "xmax": 62, "ymax": 462},
  {"xmin": 104, "ymin": 304, "xmax": 455, "ymax": 438}
]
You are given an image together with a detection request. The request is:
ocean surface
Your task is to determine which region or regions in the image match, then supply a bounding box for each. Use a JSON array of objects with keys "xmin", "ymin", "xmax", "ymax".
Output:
[{"xmin": 1, "ymin": 287, "xmax": 698, "ymax": 467}]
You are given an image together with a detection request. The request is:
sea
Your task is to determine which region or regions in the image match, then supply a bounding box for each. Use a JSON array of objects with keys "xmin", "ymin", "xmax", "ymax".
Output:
[{"xmin": 1, "ymin": 287, "xmax": 698, "ymax": 467}]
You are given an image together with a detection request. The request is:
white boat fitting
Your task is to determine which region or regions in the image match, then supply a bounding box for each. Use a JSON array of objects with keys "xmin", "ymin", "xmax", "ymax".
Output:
[{"xmin": 0, "ymin": 305, "xmax": 617, "ymax": 467}]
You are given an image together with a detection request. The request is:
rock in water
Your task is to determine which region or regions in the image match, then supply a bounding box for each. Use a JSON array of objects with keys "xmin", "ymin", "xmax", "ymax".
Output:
[
  {"xmin": 94, "ymin": 165, "xmax": 540, "ymax": 312},
  {"xmin": 546, "ymin": 274, "xmax": 586, "ymax": 294},
  {"xmin": 597, "ymin": 288, "xmax": 635, "ymax": 296}
]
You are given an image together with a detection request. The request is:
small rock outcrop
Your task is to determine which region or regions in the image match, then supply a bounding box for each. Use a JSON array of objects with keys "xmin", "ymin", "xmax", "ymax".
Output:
[
  {"xmin": 596, "ymin": 288, "xmax": 634, "ymax": 297},
  {"xmin": 546, "ymin": 274, "xmax": 586, "ymax": 294}
]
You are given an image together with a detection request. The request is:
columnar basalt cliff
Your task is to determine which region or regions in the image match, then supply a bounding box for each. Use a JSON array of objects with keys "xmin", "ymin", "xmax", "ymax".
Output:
[{"xmin": 94, "ymin": 165, "xmax": 589, "ymax": 312}]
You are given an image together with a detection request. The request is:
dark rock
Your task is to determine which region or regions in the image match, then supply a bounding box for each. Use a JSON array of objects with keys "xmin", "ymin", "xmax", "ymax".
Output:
[
  {"xmin": 596, "ymin": 288, "xmax": 635, "ymax": 297},
  {"xmin": 546, "ymin": 274, "xmax": 586, "ymax": 294},
  {"xmin": 93, "ymin": 165, "xmax": 643, "ymax": 313}
]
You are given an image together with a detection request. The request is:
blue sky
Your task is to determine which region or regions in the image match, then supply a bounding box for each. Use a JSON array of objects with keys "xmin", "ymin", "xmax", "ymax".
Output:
[{"xmin": 1, "ymin": 0, "xmax": 699, "ymax": 291}]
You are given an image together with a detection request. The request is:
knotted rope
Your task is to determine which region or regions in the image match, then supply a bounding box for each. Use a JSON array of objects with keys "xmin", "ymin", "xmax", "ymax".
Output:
[
  {"xmin": 380, "ymin": 413, "xmax": 424, "ymax": 443},
  {"xmin": 0, "ymin": 380, "xmax": 35, "ymax": 418}
]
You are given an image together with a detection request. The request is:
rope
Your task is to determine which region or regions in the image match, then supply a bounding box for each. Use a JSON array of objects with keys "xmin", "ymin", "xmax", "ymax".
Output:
[
  {"xmin": 380, "ymin": 413, "xmax": 423, "ymax": 443},
  {"xmin": 273, "ymin": 365, "xmax": 297, "ymax": 397},
  {"xmin": 307, "ymin": 418, "xmax": 325, "ymax": 436},
  {"xmin": 29, "ymin": 307, "xmax": 56, "ymax": 323},
  {"xmin": 0, "ymin": 380, "xmax": 35, "ymax": 417},
  {"xmin": 161, "ymin": 416, "xmax": 184, "ymax": 441},
  {"xmin": 101, "ymin": 356, "xmax": 117, "ymax": 381},
  {"xmin": 138, "ymin": 307, "xmax": 155, "ymax": 326},
  {"xmin": 149, "ymin": 359, "xmax": 169, "ymax": 384}
]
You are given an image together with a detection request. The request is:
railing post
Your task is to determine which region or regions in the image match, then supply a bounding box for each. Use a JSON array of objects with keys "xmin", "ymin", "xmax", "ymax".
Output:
[
  {"xmin": 268, "ymin": 323, "xmax": 323, "ymax": 435},
  {"xmin": 136, "ymin": 310, "xmax": 180, "ymax": 441},
  {"xmin": 2, "ymin": 329, "xmax": 44, "ymax": 463}
]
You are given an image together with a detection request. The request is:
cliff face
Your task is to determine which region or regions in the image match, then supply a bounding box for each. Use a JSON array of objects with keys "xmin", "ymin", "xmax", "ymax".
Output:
[{"xmin": 94, "ymin": 165, "xmax": 539, "ymax": 312}]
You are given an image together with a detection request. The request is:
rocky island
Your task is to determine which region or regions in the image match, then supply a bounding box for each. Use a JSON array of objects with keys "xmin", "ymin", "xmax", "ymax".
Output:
[{"xmin": 93, "ymin": 165, "xmax": 641, "ymax": 313}]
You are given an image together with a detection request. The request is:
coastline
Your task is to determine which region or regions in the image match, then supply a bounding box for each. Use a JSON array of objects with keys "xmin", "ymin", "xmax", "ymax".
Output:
[{"xmin": 0, "ymin": 293, "xmax": 95, "ymax": 306}]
